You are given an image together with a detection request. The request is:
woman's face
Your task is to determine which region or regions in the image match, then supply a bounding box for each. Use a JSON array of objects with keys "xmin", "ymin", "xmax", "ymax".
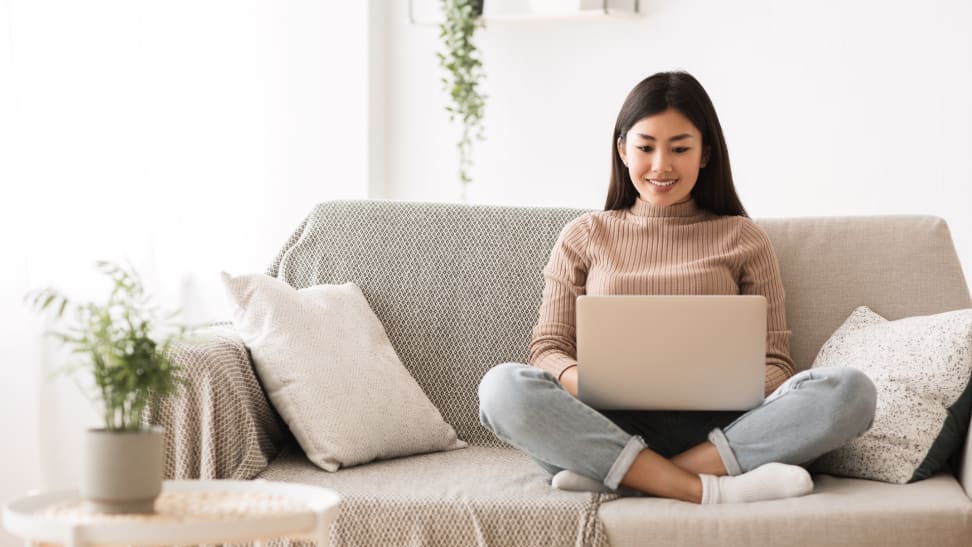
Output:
[{"xmin": 617, "ymin": 108, "xmax": 710, "ymax": 207}]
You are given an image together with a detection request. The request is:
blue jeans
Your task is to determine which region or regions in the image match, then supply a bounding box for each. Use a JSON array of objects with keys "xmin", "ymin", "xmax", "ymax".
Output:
[{"xmin": 478, "ymin": 363, "xmax": 876, "ymax": 490}]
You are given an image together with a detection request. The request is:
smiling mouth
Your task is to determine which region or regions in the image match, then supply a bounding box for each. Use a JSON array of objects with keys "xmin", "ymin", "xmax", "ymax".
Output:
[{"xmin": 648, "ymin": 179, "xmax": 678, "ymax": 187}]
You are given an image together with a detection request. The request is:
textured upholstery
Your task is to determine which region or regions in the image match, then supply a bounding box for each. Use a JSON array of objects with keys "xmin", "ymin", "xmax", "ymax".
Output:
[
  {"xmin": 599, "ymin": 472, "xmax": 972, "ymax": 547},
  {"xmin": 149, "ymin": 325, "xmax": 286, "ymax": 480},
  {"xmin": 267, "ymin": 203, "xmax": 972, "ymax": 450},
  {"xmin": 758, "ymin": 215, "xmax": 971, "ymax": 372},
  {"xmin": 155, "ymin": 200, "xmax": 972, "ymax": 547},
  {"xmin": 258, "ymin": 445, "xmax": 613, "ymax": 547},
  {"xmin": 266, "ymin": 200, "xmax": 590, "ymax": 447}
]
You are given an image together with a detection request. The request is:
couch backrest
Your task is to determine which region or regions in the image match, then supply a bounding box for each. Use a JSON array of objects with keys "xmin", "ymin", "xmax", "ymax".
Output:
[
  {"xmin": 759, "ymin": 215, "xmax": 970, "ymax": 372},
  {"xmin": 268, "ymin": 200, "xmax": 971, "ymax": 447}
]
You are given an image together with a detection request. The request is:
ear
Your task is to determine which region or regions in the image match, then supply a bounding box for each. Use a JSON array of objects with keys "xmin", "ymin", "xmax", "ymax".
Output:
[
  {"xmin": 701, "ymin": 145, "xmax": 711, "ymax": 168},
  {"xmin": 617, "ymin": 137, "xmax": 627, "ymax": 166}
]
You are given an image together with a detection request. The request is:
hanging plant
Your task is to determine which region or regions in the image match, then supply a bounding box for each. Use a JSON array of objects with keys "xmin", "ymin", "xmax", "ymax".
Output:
[{"xmin": 436, "ymin": 0, "xmax": 486, "ymax": 200}]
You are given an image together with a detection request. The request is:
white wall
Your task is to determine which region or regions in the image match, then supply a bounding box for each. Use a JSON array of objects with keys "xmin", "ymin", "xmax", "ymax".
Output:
[
  {"xmin": 0, "ymin": 2, "xmax": 370, "ymax": 545},
  {"xmin": 0, "ymin": 4, "xmax": 43, "ymax": 540},
  {"xmin": 383, "ymin": 0, "xmax": 972, "ymax": 288}
]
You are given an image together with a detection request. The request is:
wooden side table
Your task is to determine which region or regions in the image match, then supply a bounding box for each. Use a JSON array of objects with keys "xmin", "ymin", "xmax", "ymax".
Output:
[{"xmin": 2, "ymin": 479, "xmax": 341, "ymax": 546}]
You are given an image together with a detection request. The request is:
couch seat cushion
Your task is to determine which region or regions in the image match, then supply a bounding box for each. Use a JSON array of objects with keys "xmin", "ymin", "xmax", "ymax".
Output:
[
  {"xmin": 599, "ymin": 472, "xmax": 972, "ymax": 547},
  {"xmin": 257, "ymin": 445, "xmax": 612, "ymax": 547}
]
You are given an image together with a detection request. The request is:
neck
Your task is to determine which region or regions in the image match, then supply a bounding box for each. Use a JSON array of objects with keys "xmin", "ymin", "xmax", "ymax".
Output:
[{"xmin": 628, "ymin": 197, "xmax": 701, "ymax": 218}]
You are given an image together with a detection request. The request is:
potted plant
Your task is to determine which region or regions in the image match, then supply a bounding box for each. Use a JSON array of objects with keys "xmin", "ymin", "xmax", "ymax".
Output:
[
  {"xmin": 27, "ymin": 261, "xmax": 191, "ymax": 514},
  {"xmin": 437, "ymin": 0, "xmax": 487, "ymax": 202}
]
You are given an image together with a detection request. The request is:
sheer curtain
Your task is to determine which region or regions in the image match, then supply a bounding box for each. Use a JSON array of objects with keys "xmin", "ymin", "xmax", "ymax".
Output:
[{"xmin": 0, "ymin": 3, "xmax": 371, "ymax": 540}]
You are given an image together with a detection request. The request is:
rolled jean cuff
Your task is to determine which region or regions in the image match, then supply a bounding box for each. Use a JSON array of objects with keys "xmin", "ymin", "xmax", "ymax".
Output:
[
  {"xmin": 604, "ymin": 435, "xmax": 646, "ymax": 490},
  {"xmin": 708, "ymin": 427, "xmax": 743, "ymax": 476}
]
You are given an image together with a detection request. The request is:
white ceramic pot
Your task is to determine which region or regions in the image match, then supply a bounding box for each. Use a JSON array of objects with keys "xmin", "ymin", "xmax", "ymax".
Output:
[{"xmin": 80, "ymin": 427, "xmax": 164, "ymax": 514}]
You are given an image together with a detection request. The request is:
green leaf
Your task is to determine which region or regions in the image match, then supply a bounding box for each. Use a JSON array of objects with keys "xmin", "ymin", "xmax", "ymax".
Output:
[
  {"xmin": 25, "ymin": 260, "xmax": 194, "ymax": 431},
  {"xmin": 438, "ymin": 0, "xmax": 486, "ymax": 187}
]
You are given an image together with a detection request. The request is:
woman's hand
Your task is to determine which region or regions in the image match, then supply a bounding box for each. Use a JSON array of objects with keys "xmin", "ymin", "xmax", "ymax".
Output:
[{"xmin": 559, "ymin": 365, "xmax": 579, "ymax": 398}]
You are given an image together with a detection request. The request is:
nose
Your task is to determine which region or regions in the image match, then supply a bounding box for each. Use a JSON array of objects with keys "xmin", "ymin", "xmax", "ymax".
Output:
[{"xmin": 651, "ymin": 150, "xmax": 673, "ymax": 174}]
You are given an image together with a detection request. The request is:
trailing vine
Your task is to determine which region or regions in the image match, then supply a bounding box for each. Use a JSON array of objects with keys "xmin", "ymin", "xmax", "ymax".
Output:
[{"xmin": 437, "ymin": 0, "xmax": 486, "ymax": 199}]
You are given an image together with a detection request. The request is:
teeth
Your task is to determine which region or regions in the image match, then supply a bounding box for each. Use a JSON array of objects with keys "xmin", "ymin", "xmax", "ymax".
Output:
[{"xmin": 649, "ymin": 179, "xmax": 677, "ymax": 187}]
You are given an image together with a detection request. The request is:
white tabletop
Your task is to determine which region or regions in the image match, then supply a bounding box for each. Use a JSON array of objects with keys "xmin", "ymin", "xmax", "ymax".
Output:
[{"xmin": 2, "ymin": 479, "xmax": 341, "ymax": 547}]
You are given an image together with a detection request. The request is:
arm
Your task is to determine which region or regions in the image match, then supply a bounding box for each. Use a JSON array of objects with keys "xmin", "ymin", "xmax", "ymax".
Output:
[
  {"xmin": 148, "ymin": 324, "xmax": 288, "ymax": 480},
  {"xmin": 528, "ymin": 215, "xmax": 592, "ymax": 395},
  {"xmin": 559, "ymin": 366, "xmax": 579, "ymax": 397},
  {"xmin": 737, "ymin": 221, "xmax": 797, "ymax": 396}
]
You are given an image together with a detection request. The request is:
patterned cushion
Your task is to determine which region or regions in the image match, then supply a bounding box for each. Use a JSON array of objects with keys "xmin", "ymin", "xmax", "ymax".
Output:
[
  {"xmin": 222, "ymin": 273, "xmax": 466, "ymax": 471},
  {"xmin": 810, "ymin": 306, "xmax": 972, "ymax": 483}
]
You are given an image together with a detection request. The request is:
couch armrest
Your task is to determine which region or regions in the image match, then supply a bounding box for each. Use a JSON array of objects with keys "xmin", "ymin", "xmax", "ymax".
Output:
[
  {"xmin": 148, "ymin": 324, "xmax": 288, "ymax": 480},
  {"xmin": 961, "ymin": 413, "xmax": 972, "ymax": 499}
]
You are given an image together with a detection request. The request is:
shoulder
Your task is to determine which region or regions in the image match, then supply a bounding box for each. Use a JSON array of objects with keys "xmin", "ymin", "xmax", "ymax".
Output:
[
  {"xmin": 551, "ymin": 213, "xmax": 597, "ymax": 259},
  {"xmin": 733, "ymin": 216, "xmax": 772, "ymax": 245},
  {"xmin": 554, "ymin": 210, "xmax": 630, "ymax": 255},
  {"xmin": 730, "ymin": 217, "xmax": 782, "ymax": 264},
  {"xmin": 681, "ymin": 211, "xmax": 766, "ymax": 242},
  {"xmin": 558, "ymin": 211, "xmax": 600, "ymax": 239}
]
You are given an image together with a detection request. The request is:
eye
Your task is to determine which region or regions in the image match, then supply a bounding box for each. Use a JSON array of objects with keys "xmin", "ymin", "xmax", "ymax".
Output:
[
  {"xmin": 637, "ymin": 146, "xmax": 653, "ymax": 152},
  {"xmin": 674, "ymin": 147, "xmax": 690, "ymax": 153}
]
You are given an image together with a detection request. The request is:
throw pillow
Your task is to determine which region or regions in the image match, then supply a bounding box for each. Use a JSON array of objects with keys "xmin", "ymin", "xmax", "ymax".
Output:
[
  {"xmin": 221, "ymin": 272, "xmax": 467, "ymax": 472},
  {"xmin": 810, "ymin": 305, "xmax": 972, "ymax": 483}
]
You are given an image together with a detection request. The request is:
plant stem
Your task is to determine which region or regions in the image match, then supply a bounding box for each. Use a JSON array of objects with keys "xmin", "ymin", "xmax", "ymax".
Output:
[{"xmin": 439, "ymin": 0, "xmax": 486, "ymax": 194}]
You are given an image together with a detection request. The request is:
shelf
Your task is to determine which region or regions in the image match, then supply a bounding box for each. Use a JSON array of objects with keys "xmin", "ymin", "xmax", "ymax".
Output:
[{"xmin": 408, "ymin": 0, "xmax": 640, "ymax": 25}]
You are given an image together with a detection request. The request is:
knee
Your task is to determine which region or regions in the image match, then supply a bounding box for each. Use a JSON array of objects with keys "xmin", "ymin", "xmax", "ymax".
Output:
[
  {"xmin": 478, "ymin": 362, "xmax": 535, "ymax": 425},
  {"xmin": 823, "ymin": 368, "xmax": 877, "ymax": 435}
]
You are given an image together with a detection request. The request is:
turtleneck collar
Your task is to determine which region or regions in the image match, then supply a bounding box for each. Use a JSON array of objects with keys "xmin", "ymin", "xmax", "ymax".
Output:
[{"xmin": 628, "ymin": 196, "xmax": 701, "ymax": 218}]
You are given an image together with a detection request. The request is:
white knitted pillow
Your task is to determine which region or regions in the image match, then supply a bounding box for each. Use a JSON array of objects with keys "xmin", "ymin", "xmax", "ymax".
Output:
[
  {"xmin": 221, "ymin": 272, "xmax": 466, "ymax": 472},
  {"xmin": 810, "ymin": 306, "xmax": 972, "ymax": 483}
]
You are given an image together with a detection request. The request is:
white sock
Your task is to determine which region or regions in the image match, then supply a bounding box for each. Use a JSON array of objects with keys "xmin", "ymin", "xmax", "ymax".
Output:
[
  {"xmin": 551, "ymin": 470, "xmax": 614, "ymax": 493},
  {"xmin": 700, "ymin": 463, "xmax": 813, "ymax": 504}
]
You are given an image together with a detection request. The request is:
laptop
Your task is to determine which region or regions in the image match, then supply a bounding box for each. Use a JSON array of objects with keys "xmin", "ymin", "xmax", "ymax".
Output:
[{"xmin": 575, "ymin": 295, "xmax": 766, "ymax": 411}]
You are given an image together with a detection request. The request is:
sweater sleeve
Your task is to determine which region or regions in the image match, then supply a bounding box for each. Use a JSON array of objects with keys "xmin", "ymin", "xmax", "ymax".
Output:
[
  {"xmin": 528, "ymin": 215, "xmax": 592, "ymax": 379},
  {"xmin": 737, "ymin": 220, "xmax": 797, "ymax": 396}
]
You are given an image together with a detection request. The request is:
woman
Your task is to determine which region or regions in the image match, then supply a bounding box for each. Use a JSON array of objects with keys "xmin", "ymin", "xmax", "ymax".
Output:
[{"xmin": 478, "ymin": 71, "xmax": 877, "ymax": 504}]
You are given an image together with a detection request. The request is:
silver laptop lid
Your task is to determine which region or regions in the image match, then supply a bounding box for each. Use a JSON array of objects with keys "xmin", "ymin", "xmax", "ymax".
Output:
[{"xmin": 576, "ymin": 295, "xmax": 766, "ymax": 411}]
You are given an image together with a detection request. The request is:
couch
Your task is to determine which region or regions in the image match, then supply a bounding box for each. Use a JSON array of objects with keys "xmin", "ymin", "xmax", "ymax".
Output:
[{"xmin": 155, "ymin": 199, "xmax": 972, "ymax": 546}]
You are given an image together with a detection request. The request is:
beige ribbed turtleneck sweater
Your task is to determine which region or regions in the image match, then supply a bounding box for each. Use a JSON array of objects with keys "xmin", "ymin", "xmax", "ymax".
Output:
[{"xmin": 529, "ymin": 196, "xmax": 796, "ymax": 396}]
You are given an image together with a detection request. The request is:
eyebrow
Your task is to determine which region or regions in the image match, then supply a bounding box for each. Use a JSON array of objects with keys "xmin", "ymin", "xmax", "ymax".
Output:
[{"xmin": 635, "ymin": 133, "xmax": 695, "ymax": 142}]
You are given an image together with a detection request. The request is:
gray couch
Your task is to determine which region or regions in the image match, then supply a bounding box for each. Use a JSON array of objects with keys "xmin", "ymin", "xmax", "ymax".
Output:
[{"xmin": 158, "ymin": 199, "xmax": 972, "ymax": 546}]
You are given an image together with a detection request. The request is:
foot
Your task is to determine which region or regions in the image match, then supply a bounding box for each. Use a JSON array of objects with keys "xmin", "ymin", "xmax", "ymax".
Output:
[
  {"xmin": 551, "ymin": 470, "xmax": 614, "ymax": 493},
  {"xmin": 700, "ymin": 462, "xmax": 813, "ymax": 504}
]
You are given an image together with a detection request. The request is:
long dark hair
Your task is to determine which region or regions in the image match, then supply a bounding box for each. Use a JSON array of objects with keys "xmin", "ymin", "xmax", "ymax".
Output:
[{"xmin": 604, "ymin": 71, "xmax": 748, "ymax": 217}]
